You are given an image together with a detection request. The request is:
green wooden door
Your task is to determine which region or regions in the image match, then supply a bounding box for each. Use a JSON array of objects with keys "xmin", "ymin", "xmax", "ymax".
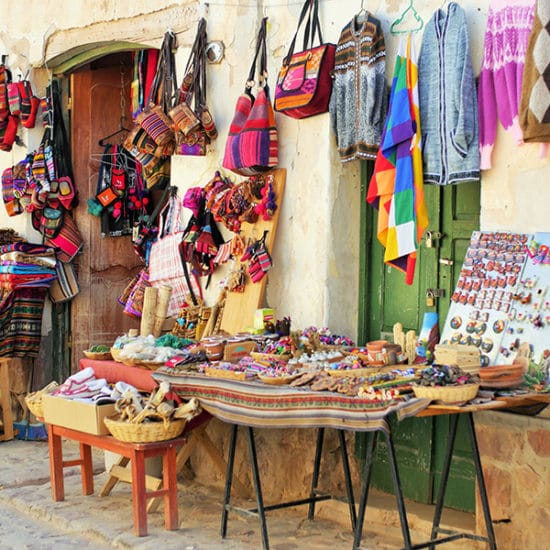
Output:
[{"xmin": 358, "ymin": 162, "xmax": 480, "ymax": 511}]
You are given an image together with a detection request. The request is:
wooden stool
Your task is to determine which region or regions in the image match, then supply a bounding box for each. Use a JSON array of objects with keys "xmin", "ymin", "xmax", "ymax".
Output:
[
  {"xmin": 99, "ymin": 421, "xmax": 250, "ymax": 512},
  {"xmin": 0, "ymin": 359, "xmax": 14, "ymax": 442},
  {"xmin": 47, "ymin": 423, "xmax": 185, "ymax": 536}
]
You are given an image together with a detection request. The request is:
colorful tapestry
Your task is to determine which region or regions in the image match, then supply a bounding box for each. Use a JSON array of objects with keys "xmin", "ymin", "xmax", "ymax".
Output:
[
  {"xmin": 367, "ymin": 36, "xmax": 428, "ymax": 285},
  {"xmin": 0, "ymin": 287, "xmax": 47, "ymax": 357},
  {"xmin": 153, "ymin": 370, "xmax": 429, "ymax": 433}
]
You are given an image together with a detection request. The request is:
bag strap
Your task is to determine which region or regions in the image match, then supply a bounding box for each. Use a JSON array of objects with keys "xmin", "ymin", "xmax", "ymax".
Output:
[
  {"xmin": 177, "ymin": 18, "xmax": 207, "ymax": 110},
  {"xmin": 245, "ymin": 17, "xmax": 268, "ymax": 93},
  {"xmin": 146, "ymin": 31, "xmax": 178, "ymax": 112},
  {"xmin": 283, "ymin": 0, "xmax": 323, "ymax": 65}
]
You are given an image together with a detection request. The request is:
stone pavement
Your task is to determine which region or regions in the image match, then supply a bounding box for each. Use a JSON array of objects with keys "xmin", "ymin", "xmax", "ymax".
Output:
[{"xmin": 0, "ymin": 438, "xmax": 476, "ymax": 550}]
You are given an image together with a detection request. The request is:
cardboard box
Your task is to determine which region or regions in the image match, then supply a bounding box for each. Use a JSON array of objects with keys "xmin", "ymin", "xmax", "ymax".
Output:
[
  {"xmin": 254, "ymin": 308, "xmax": 274, "ymax": 330},
  {"xmin": 223, "ymin": 340, "xmax": 257, "ymax": 363},
  {"xmin": 43, "ymin": 394, "xmax": 116, "ymax": 435}
]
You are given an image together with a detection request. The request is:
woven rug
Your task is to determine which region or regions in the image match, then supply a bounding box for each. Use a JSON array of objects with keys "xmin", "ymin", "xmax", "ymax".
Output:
[
  {"xmin": 0, "ymin": 287, "xmax": 47, "ymax": 357},
  {"xmin": 153, "ymin": 369, "xmax": 430, "ymax": 433}
]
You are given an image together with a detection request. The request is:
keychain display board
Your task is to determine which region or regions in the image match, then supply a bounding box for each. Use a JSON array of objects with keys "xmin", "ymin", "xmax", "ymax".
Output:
[
  {"xmin": 440, "ymin": 231, "xmax": 534, "ymax": 366},
  {"xmin": 495, "ymin": 232, "xmax": 550, "ymax": 365},
  {"xmin": 220, "ymin": 168, "xmax": 286, "ymax": 334}
]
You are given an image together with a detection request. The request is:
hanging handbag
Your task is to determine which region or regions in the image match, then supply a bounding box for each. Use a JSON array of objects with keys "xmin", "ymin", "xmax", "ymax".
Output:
[
  {"xmin": 49, "ymin": 260, "xmax": 80, "ymax": 303},
  {"xmin": 170, "ymin": 18, "xmax": 217, "ymax": 157},
  {"xmin": 133, "ymin": 32, "xmax": 177, "ymax": 147},
  {"xmin": 147, "ymin": 187, "xmax": 202, "ymax": 316},
  {"xmin": 124, "ymin": 33, "xmax": 176, "ymax": 187},
  {"xmin": 44, "ymin": 214, "xmax": 84, "ymax": 263},
  {"xmin": 123, "ymin": 268, "xmax": 151, "ymax": 317},
  {"xmin": 274, "ymin": 0, "xmax": 336, "ymax": 119},
  {"xmin": 222, "ymin": 17, "xmax": 278, "ymax": 176}
]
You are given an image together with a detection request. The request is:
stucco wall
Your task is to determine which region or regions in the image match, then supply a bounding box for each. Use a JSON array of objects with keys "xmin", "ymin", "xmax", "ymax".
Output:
[{"xmin": 2, "ymin": 0, "xmax": 548, "ymax": 339}]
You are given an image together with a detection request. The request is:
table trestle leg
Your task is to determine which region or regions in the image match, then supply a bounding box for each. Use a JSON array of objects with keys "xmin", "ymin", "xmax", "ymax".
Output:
[{"xmin": 221, "ymin": 423, "xmax": 238, "ymax": 539}]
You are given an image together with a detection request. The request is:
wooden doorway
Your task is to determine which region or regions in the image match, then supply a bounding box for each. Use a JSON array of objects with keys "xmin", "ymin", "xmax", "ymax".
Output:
[
  {"xmin": 358, "ymin": 162, "xmax": 481, "ymax": 512},
  {"xmin": 69, "ymin": 53, "xmax": 143, "ymax": 369}
]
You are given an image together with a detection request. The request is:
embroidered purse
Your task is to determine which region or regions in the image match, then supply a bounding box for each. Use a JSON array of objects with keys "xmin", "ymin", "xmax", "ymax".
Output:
[{"xmin": 274, "ymin": 0, "xmax": 336, "ymax": 119}]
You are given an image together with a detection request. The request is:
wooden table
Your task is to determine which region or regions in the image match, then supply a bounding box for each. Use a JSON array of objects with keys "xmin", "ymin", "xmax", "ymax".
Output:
[
  {"xmin": 47, "ymin": 423, "xmax": 185, "ymax": 537},
  {"xmin": 0, "ymin": 358, "xmax": 14, "ymax": 441}
]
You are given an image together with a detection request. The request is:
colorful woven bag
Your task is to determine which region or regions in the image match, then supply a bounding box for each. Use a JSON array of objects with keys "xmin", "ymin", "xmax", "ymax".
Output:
[
  {"xmin": 222, "ymin": 17, "xmax": 278, "ymax": 176},
  {"xmin": 274, "ymin": 0, "xmax": 336, "ymax": 119}
]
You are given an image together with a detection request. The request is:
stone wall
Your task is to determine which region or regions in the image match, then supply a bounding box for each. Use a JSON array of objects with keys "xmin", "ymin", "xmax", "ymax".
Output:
[{"xmin": 475, "ymin": 410, "xmax": 550, "ymax": 548}]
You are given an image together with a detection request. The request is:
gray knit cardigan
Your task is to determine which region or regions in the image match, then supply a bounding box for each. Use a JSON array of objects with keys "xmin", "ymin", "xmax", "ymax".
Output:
[
  {"xmin": 329, "ymin": 13, "xmax": 387, "ymax": 162},
  {"xmin": 418, "ymin": 3, "xmax": 480, "ymax": 185}
]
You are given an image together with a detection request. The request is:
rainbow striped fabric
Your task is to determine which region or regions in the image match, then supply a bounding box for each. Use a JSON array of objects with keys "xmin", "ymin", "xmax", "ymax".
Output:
[{"xmin": 367, "ymin": 36, "xmax": 428, "ymax": 285}]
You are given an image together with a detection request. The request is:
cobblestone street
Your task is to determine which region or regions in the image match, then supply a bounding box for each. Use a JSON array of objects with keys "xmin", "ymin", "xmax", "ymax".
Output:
[{"xmin": 0, "ymin": 438, "xmax": 411, "ymax": 550}]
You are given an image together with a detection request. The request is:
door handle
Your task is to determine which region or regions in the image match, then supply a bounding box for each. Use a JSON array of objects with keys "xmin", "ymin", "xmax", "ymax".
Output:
[{"xmin": 439, "ymin": 258, "xmax": 454, "ymax": 266}]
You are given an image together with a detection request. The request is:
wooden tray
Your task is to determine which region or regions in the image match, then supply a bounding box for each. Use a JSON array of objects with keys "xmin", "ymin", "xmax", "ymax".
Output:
[
  {"xmin": 257, "ymin": 373, "xmax": 301, "ymax": 385},
  {"xmin": 250, "ymin": 352, "xmax": 292, "ymax": 365},
  {"xmin": 204, "ymin": 366, "xmax": 256, "ymax": 380}
]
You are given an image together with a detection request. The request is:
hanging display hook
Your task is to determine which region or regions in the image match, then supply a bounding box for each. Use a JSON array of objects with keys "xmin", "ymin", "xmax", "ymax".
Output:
[{"xmin": 390, "ymin": 0, "xmax": 424, "ymax": 35}]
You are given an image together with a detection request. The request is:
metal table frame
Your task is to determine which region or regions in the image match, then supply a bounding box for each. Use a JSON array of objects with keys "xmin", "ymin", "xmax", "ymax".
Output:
[
  {"xmin": 222, "ymin": 424, "xmax": 357, "ymax": 550},
  {"xmin": 221, "ymin": 411, "xmax": 498, "ymax": 550}
]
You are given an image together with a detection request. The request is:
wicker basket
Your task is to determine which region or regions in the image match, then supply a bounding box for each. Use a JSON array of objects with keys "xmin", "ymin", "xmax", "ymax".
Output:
[
  {"xmin": 25, "ymin": 394, "xmax": 45, "ymax": 420},
  {"xmin": 83, "ymin": 350, "xmax": 113, "ymax": 361},
  {"xmin": 24, "ymin": 381, "xmax": 59, "ymax": 420},
  {"xmin": 110, "ymin": 347, "xmax": 125, "ymax": 363},
  {"xmin": 413, "ymin": 383, "xmax": 479, "ymax": 404},
  {"xmin": 250, "ymin": 352, "xmax": 292, "ymax": 365},
  {"xmin": 119, "ymin": 357, "xmax": 166, "ymax": 370},
  {"xmin": 104, "ymin": 416, "xmax": 187, "ymax": 443}
]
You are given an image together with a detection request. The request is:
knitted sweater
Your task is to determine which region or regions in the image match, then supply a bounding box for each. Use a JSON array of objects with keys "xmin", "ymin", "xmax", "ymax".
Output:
[
  {"xmin": 519, "ymin": 0, "xmax": 550, "ymax": 144},
  {"xmin": 418, "ymin": 2, "xmax": 480, "ymax": 185},
  {"xmin": 329, "ymin": 13, "xmax": 386, "ymax": 162},
  {"xmin": 477, "ymin": 0, "xmax": 536, "ymax": 170}
]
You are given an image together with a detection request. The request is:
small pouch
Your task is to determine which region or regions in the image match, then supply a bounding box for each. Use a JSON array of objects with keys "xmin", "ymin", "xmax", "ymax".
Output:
[
  {"xmin": 111, "ymin": 169, "xmax": 126, "ymax": 191},
  {"xmin": 135, "ymin": 104, "xmax": 175, "ymax": 146},
  {"xmin": 176, "ymin": 128, "xmax": 207, "ymax": 156},
  {"xmin": 41, "ymin": 206, "xmax": 64, "ymax": 238},
  {"xmin": 169, "ymin": 101, "xmax": 201, "ymax": 135},
  {"xmin": 20, "ymin": 79, "xmax": 40, "ymax": 129},
  {"xmin": 7, "ymin": 82, "xmax": 21, "ymax": 116},
  {"xmin": 248, "ymin": 257, "xmax": 266, "ymax": 283},
  {"xmin": 200, "ymin": 106, "xmax": 218, "ymax": 140},
  {"xmin": 96, "ymin": 187, "xmax": 118, "ymax": 207},
  {"xmin": 256, "ymin": 245, "xmax": 273, "ymax": 272}
]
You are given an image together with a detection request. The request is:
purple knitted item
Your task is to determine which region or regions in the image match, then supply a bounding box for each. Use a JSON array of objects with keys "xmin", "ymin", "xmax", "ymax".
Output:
[{"xmin": 478, "ymin": 0, "xmax": 536, "ymax": 170}]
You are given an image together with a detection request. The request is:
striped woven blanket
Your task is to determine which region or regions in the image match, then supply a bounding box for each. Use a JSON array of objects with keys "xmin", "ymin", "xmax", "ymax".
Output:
[{"xmin": 153, "ymin": 370, "xmax": 430, "ymax": 433}]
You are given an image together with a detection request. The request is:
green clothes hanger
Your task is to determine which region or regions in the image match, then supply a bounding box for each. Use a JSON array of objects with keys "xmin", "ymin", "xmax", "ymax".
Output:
[{"xmin": 390, "ymin": 0, "xmax": 424, "ymax": 35}]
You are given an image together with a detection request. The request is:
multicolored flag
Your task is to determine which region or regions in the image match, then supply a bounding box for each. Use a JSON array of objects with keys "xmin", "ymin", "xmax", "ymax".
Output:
[{"xmin": 367, "ymin": 35, "xmax": 428, "ymax": 285}]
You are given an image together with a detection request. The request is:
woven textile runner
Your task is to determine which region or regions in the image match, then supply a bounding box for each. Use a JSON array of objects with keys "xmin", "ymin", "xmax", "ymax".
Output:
[
  {"xmin": 0, "ymin": 287, "xmax": 47, "ymax": 357},
  {"xmin": 153, "ymin": 370, "xmax": 429, "ymax": 433}
]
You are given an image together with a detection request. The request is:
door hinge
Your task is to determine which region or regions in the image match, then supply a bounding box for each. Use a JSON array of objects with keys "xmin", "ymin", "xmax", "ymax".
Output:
[
  {"xmin": 439, "ymin": 258, "xmax": 454, "ymax": 266},
  {"xmin": 66, "ymin": 97, "xmax": 72, "ymax": 111}
]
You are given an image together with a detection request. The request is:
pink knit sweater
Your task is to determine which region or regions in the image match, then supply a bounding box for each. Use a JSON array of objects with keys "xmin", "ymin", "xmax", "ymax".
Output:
[{"xmin": 477, "ymin": 0, "xmax": 536, "ymax": 170}]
